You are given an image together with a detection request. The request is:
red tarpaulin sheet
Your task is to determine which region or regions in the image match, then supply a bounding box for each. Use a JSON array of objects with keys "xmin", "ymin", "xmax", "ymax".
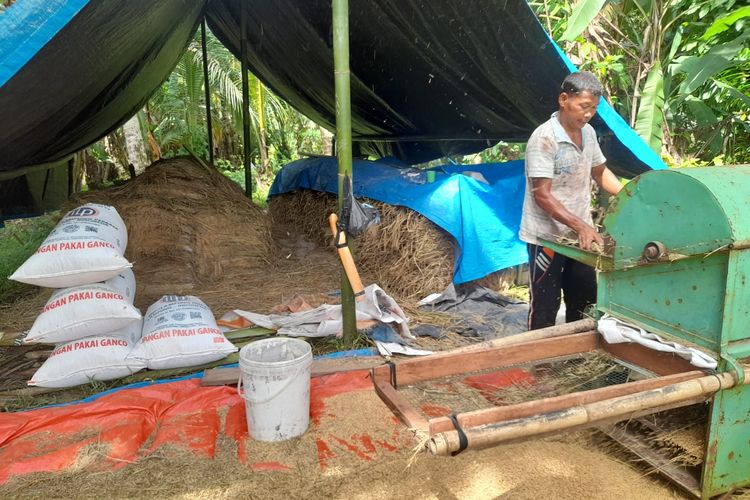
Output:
[{"xmin": 0, "ymin": 371, "xmax": 373, "ymax": 484}]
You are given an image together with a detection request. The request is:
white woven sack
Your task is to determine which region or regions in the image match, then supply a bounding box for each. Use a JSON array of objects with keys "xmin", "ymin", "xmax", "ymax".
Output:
[
  {"xmin": 28, "ymin": 336, "xmax": 146, "ymax": 388},
  {"xmin": 106, "ymin": 317, "xmax": 143, "ymax": 344},
  {"xmin": 24, "ymin": 284, "xmax": 142, "ymax": 344},
  {"xmin": 128, "ymin": 295, "xmax": 237, "ymax": 370},
  {"xmin": 10, "ymin": 203, "xmax": 131, "ymax": 288},
  {"xmin": 102, "ymin": 267, "xmax": 136, "ymax": 304}
]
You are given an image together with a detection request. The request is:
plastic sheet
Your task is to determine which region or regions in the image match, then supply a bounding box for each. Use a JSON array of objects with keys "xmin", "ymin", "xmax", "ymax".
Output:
[
  {"xmin": 0, "ymin": 0, "xmax": 205, "ymax": 171},
  {"xmin": 270, "ymin": 157, "xmax": 528, "ymax": 283},
  {"xmin": 207, "ymin": 0, "xmax": 665, "ymax": 175},
  {"xmin": 0, "ymin": 371, "xmax": 374, "ymax": 485}
]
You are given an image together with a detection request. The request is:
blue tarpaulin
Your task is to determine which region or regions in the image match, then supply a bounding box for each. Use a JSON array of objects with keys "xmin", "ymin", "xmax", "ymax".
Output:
[{"xmin": 269, "ymin": 157, "xmax": 527, "ymax": 284}]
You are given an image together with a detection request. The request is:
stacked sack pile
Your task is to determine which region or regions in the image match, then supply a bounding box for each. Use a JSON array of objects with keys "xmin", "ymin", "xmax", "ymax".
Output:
[{"xmin": 10, "ymin": 203, "xmax": 237, "ymax": 388}]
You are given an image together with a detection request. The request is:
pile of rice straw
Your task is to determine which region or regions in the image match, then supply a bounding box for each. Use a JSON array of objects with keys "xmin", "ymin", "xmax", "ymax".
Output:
[
  {"xmin": 269, "ymin": 190, "xmax": 521, "ymax": 299},
  {"xmin": 57, "ymin": 159, "xmax": 517, "ymax": 313},
  {"xmin": 69, "ymin": 157, "xmax": 282, "ymax": 313},
  {"xmin": 269, "ymin": 191, "xmax": 460, "ymax": 299}
]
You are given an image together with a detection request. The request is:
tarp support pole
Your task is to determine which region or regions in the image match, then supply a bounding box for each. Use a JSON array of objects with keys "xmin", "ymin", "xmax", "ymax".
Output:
[
  {"xmin": 333, "ymin": 0, "xmax": 357, "ymax": 344},
  {"xmin": 201, "ymin": 18, "xmax": 215, "ymax": 167},
  {"xmin": 239, "ymin": 2, "xmax": 253, "ymax": 197}
]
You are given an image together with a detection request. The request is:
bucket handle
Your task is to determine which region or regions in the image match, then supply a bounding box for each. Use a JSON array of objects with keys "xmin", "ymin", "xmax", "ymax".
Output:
[{"xmin": 237, "ymin": 363, "xmax": 308, "ymax": 405}]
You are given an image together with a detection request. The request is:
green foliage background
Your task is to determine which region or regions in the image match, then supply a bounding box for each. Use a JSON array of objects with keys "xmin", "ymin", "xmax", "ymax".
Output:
[
  {"xmin": 0, "ymin": 215, "xmax": 58, "ymax": 302},
  {"xmin": 531, "ymin": 0, "xmax": 750, "ymax": 166}
]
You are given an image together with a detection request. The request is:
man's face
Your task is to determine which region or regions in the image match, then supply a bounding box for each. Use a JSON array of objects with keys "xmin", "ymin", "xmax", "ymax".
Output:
[{"xmin": 558, "ymin": 90, "xmax": 599, "ymax": 129}]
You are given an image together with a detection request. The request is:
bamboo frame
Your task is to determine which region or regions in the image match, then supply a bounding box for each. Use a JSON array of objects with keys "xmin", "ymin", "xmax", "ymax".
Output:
[
  {"xmin": 239, "ymin": 3, "xmax": 253, "ymax": 197},
  {"xmin": 370, "ymin": 327, "xmax": 706, "ymax": 440},
  {"xmin": 201, "ymin": 19, "xmax": 214, "ymax": 167},
  {"xmin": 428, "ymin": 374, "xmax": 733, "ymax": 456},
  {"xmin": 332, "ymin": 0, "xmax": 357, "ymax": 343}
]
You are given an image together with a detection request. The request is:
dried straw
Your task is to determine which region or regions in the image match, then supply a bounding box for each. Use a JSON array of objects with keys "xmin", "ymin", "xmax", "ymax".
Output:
[
  {"xmin": 269, "ymin": 191, "xmax": 456, "ymax": 300},
  {"xmin": 68, "ymin": 157, "xmax": 282, "ymax": 313}
]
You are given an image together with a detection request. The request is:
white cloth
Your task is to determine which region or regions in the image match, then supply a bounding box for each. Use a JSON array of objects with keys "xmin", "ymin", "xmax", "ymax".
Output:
[
  {"xmin": 222, "ymin": 284, "xmax": 413, "ymax": 340},
  {"xmin": 375, "ymin": 341, "xmax": 432, "ymax": 357},
  {"xmin": 597, "ymin": 314, "xmax": 717, "ymax": 370}
]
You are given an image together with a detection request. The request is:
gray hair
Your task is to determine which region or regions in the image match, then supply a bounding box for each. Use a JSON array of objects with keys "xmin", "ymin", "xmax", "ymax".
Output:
[{"xmin": 560, "ymin": 71, "xmax": 603, "ymax": 97}]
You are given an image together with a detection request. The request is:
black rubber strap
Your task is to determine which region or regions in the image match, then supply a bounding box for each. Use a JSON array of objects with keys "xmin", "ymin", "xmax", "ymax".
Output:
[
  {"xmin": 449, "ymin": 413, "xmax": 469, "ymax": 456},
  {"xmin": 354, "ymin": 290, "xmax": 365, "ymax": 297},
  {"xmin": 334, "ymin": 227, "xmax": 347, "ymax": 248},
  {"xmin": 386, "ymin": 360, "xmax": 397, "ymax": 388}
]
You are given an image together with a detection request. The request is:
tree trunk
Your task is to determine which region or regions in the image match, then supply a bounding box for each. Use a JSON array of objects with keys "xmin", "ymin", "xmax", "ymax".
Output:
[
  {"xmin": 71, "ymin": 151, "xmax": 85, "ymax": 193},
  {"xmin": 122, "ymin": 113, "xmax": 149, "ymax": 175},
  {"xmin": 143, "ymin": 104, "xmax": 162, "ymax": 162},
  {"xmin": 104, "ymin": 133, "xmax": 128, "ymax": 179},
  {"xmin": 82, "ymin": 148, "xmax": 111, "ymax": 189},
  {"xmin": 320, "ymin": 126, "xmax": 334, "ymax": 155}
]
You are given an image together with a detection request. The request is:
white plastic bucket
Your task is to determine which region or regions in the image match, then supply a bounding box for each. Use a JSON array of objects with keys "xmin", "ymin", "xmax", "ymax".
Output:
[{"xmin": 238, "ymin": 337, "xmax": 312, "ymax": 442}]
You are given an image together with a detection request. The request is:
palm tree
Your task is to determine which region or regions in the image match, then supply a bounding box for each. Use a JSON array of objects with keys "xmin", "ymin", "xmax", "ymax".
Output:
[{"xmin": 147, "ymin": 27, "xmax": 322, "ymax": 183}]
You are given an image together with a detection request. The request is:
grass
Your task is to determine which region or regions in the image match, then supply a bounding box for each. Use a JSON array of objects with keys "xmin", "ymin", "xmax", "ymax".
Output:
[
  {"xmin": 309, "ymin": 331, "xmax": 373, "ymax": 356},
  {"xmin": 0, "ymin": 378, "xmax": 121, "ymax": 412},
  {"xmin": 0, "ymin": 214, "xmax": 58, "ymax": 303}
]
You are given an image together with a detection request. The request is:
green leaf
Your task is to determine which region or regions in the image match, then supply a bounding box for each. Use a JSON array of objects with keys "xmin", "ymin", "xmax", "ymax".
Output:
[
  {"xmin": 713, "ymin": 80, "xmax": 750, "ymax": 109},
  {"xmin": 635, "ymin": 62, "xmax": 665, "ymax": 154},
  {"xmin": 684, "ymin": 96, "xmax": 719, "ymax": 126},
  {"xmin": 561, "ymin": 0, "xmax": 607, "ymax": 41},
  {"xmin": 667, "ymin": 28, "xmax": 683, "ymax": 63},
  {"xmin": 674, "ymin": 32, "xmax": 750, "ymax": 94},
  {"xmin": 701, "ymin": 5, "xmax": 750, "ymax": 40}
]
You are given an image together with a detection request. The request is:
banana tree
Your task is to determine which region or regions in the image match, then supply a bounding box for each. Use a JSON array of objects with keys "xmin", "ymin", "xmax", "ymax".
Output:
[{"xmin": 549, "ymin": 0, "xmax": 750, "ymax": 162}]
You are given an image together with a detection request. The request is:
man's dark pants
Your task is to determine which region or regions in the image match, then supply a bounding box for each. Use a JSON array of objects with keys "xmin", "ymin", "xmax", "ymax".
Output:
[{"xmin": 527, "ymin": 243, "xmax": 597, "ymax": 330}]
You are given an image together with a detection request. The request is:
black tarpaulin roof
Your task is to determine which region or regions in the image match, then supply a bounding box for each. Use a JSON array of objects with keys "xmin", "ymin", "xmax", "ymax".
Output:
[
  {"xmin": 0, "ymin": 0, "xmax": 665, "ymax": 180},
  {"xmin": 0, "ymin": 0, "xmax": 205, "ymax": 176}
]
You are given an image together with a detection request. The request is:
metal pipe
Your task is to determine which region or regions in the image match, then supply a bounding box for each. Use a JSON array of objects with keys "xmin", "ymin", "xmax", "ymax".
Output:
[
  {"xmin": 332, "ymin": 0, "xmax": 356, "ymax": 344},
  {"xmin": 239, "ymin": 2, "xmax": 253, "ymax": 198},
  {"xmin": 428, "ymin": 370, "xmax": 745, "ymax": 456},
  {"xmin": 201, "ymin": 19, "xmax": 215, "ymax": 167}
]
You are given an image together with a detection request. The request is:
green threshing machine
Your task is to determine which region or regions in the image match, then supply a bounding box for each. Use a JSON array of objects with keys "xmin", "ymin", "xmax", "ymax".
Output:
[
  {"xmin": 373, "ymin": 166, "xmax": 750, "ymax": 498},
  {"xmin": 547, "ymin": 165, "xmax": 750, "ymax": 497}
]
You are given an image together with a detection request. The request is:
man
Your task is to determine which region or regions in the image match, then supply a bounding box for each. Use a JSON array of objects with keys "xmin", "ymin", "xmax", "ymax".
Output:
[{"xmin": 520, "ymin": 71, "xmax": 623, "ymax": 330}]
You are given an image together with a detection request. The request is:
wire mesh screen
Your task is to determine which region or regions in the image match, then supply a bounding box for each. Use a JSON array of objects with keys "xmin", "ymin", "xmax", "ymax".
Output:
[{"xmin": 399, "ymin": 351, "xmax": 639, "ymax": 418}]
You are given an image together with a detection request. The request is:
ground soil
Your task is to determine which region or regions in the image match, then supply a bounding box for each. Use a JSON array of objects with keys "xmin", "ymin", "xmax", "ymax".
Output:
[{"xmin": 0, "ymin": 390, "xmax": 686, "ymax": 500}]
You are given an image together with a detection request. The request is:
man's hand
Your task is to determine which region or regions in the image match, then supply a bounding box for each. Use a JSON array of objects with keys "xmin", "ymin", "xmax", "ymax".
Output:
[
  {"xmin": 574, "ymin": 223, "xmax": 604, "ymax": 251},
  {"xmin": 531, "ymin": 178, "xmax": 603, "ymax": 250}
]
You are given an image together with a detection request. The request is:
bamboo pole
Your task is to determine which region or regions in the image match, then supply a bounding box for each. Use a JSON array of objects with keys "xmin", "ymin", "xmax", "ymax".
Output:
[
  {"xmin": 428, "ymin": 370, "xmax": 745, "ymax": 456},
  {"xmin": 332, "ymin": 0, "xmax": 357, "ymax": 345},
  {"xmin": 239, "ymin": 3, "xmax": 253, "ymax": 197},
  {"xmin": 201, "ymin": 19, "xmax": 215, "ymax": 167}
]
